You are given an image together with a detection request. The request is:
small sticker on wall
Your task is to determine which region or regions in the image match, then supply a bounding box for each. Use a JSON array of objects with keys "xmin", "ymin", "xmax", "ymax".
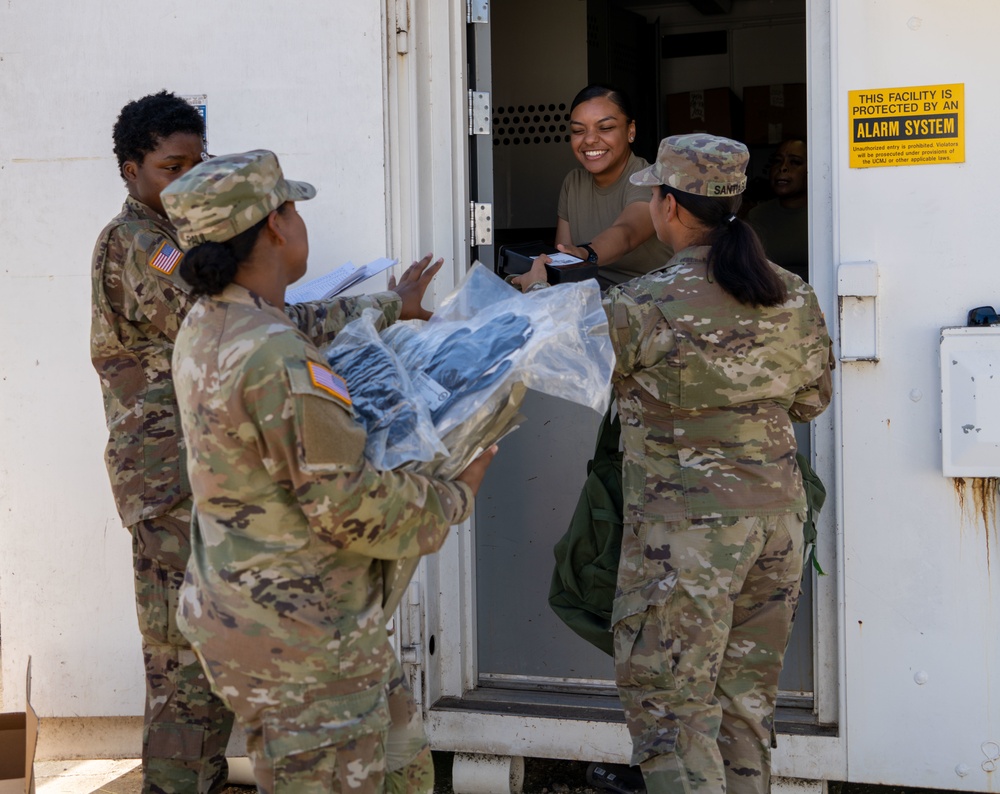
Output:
[{"xmin": 182, "ymin": 94, "xmax": 208, "ymax": 150}]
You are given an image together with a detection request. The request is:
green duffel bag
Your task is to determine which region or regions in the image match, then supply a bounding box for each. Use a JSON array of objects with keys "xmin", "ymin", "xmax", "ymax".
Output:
[
  {"xmin": 548, "ymin": 406, "xmax": 622, "ymax": 657},
  {"xmin": 549, "ymin": 405, "xmax": 828, "ymax": 657}
]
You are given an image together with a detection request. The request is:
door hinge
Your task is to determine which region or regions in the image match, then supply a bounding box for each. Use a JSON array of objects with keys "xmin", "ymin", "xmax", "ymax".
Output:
[
  {"xmin": 468, "ymin": 90, "xmax": 491, "ymax": 135},
  {"xmin": 395, "ymin": 0, "xmax": 410, "ymax": 54},
  {"xmin": 470, "ymin": 202, "xmax": 493, "ymax": 246},
  {"xmin": 399, "ymin": 579, "xmax": 422, "ymax": 666},
  {"xmin": 467, "ymin": 0, "xmax": 489, "ymax": 24}
]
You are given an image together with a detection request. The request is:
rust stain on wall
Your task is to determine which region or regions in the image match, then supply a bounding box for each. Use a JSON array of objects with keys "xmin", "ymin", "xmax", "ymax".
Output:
[{"xmin": 953, "ymin": 477, "xmax": 998, "ymax": 570}]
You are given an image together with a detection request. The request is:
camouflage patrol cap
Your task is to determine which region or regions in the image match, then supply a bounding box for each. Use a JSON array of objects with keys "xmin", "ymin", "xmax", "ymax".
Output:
[
  {"xmin": 629, "ymin": 134, "xmax": 748, "ymax": 197},
  {"xmin": 161, "ymin": 149, "xmax": 315, "ymax": 249}
]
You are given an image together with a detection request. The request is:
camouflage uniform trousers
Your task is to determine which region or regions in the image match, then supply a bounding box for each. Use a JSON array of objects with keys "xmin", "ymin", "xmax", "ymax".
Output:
[
  {"xmin": 243, "ymin": 657, "xmax": 433, "ymax": 794},
  {"xmin": 132, "ymin": 508, "xmax": 235, "ymax": 794},
  {"xmin": 612, "ymin": 513, "xmax": 805, "ymax": 794}
]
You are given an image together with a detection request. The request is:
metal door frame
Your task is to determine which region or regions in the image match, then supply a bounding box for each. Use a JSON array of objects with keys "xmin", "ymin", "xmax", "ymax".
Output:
[{"xmin": 387, "ymin": 0, "xmax": 847, "ymax": 779}]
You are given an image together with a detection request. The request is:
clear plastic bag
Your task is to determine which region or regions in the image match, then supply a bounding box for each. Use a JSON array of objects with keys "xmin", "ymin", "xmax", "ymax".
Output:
[
  {"xmin": 407, "ymin": 262, "xmax": 613, "ymax": 414},
  {"xmin": 323, "ymin": 262, "xmax": 614, "ymax": 478},
  {"xmin": 323, "ymin": 308, "xmax": 447, "ymax": 470},
  {"xmin": 325, "ymin": 264, "xmax": 614, "ymax": 615}
]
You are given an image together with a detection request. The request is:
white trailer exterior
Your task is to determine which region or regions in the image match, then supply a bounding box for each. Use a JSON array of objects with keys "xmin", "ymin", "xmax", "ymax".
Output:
[{"xmin": 1, "ymin": 1, "xmax": 997, "ymax": 790}]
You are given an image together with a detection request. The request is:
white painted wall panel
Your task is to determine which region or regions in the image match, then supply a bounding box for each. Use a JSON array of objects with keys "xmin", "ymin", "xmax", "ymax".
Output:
[
  {"xmin": 0, "ymin": 0, "xmax": 390, "ymax": 716},
  {"xmin": 835, "ymin": 2, "xmax": 999, "ymax": 789}
]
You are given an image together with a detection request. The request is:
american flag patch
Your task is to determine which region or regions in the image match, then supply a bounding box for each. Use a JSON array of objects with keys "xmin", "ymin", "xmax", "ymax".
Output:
[
  {"xmin": 149, "ymin": 241, "xmax": 183, "ymax": 275},
  {"xmin": 307, "ymin": 362, "xmax": 352, "ymax": 406}
]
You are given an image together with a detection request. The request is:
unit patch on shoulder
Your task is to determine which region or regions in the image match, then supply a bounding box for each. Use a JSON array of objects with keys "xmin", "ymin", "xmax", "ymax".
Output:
[
  {"xmin": 149, "ymin": 241, "xmax": 183, "ymax": 275},
  {"xmin": 307, "ymin": 361, "xmax": 352, "ymax": 406}
]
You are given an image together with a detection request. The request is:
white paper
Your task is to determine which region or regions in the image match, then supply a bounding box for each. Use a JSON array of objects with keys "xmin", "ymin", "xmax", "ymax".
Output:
[
  {"xmin": 286, "ymin": 257, "xmax": 399, "ymax": 303},
  {"xmin": 547, "ymin": 252, "xmax": 585, "ymax": 268},
  {"xmin": 363, "ymin": 257, "xmax": 398, "ymax": 278},
  {"xmin": 286, "ymin": 261, "xmax": 361, "ymax": 303}
]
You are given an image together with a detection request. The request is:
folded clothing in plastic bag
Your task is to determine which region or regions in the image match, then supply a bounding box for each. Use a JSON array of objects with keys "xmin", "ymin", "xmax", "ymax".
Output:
[
  {"xmin": 322, "ymin": 262, "xmax": 614, "ymax": 477},
  {"xmin": 324, "ymin": 310, "xmax": 447, "ymax": 471},
  {"xmin": 383, "ymin": 312, "xmax": 530, "ymax": 427}
]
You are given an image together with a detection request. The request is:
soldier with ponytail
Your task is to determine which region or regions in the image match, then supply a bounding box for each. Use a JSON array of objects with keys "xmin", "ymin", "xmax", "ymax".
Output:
[
  {"xmin": 160, "ymin": 150, "xmax": 496, "ymax": 794},
  {"xmin": 657, "ymin": 180, "xmax": 787, "ymax": 307},
  {"xmin": 514, "ymin": 134, "xmax": 834, "ymax": 793}
]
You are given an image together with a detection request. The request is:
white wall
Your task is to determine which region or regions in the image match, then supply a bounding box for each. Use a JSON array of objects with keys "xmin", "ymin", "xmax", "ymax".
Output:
[
  {"xmin": 7, "ymin": 1, "xmax": 999, "ymax": 788},
  {"xmin": 833, "ymin": 2, "xmax": 1000, "ymax": 790},
  {"xmin": 0, "ymin": 0, "xmax": 391, "ymax": 717}
]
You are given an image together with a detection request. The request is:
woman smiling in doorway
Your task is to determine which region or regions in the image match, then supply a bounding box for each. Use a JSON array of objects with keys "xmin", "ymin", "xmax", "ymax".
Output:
[{"xmin": 539, "ymin": 84, "xmax": 672, "ymax": 288}]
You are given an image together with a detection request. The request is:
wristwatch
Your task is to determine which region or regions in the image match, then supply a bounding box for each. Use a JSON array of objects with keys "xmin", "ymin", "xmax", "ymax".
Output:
[{"xmin": 579, "ymin": 243, "xmax": 599, "ymax": 264}]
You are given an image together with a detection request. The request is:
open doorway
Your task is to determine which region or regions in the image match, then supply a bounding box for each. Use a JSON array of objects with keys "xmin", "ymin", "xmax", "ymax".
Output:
[{"xmin": 467, "ymin": 0, "xmax": 819, "ymax": 729}]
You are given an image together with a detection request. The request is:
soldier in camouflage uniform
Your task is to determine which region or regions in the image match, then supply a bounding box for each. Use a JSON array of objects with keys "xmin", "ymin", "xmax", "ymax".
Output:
[
  {"xmin": 514, "ymin": 134, "xmax": 834, "ymax": 793},
  {"xmin": 160, "ymin": 150, "xmax": 496, "ymax": 793},
  {"xmin": 90, "ymin": 92, "xmax": 234, "ymax": 794},
  {"xmin": 91, "ymin": 96, "xmax": 433, "ymax": 793}
]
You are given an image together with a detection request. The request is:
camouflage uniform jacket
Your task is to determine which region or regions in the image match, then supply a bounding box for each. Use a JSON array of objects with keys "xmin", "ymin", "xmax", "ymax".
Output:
[
  {"xmin": 172, "ymin": 284, "xmax": 473, "ymax": 701},
  {"xmin": 605, "ymin": 245, "xmax": 833, "ymax": 523},
  {"xmin": 90, "ymin": 196, "xmax": 402, "ymax": 526}
]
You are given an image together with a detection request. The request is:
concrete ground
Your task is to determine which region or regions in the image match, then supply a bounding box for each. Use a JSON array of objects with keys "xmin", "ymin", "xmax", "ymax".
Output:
[
  {"xmin": 35, "ymin": 754, "xmax": 966, "ymax": 794},
  {"xmin": 34, "ymin": 759, "xmax": 142, "ymax": 793},
  {"xmin": 34, "ymin": 759, "xmax": 253, "ymax": 794},
  {"xmin": 35, "ymin": 753, "xmax": 598, "ymax": 793},
  {"xmin": 36, "ymin": 755, "xmax": 604, "ymax": 793}
]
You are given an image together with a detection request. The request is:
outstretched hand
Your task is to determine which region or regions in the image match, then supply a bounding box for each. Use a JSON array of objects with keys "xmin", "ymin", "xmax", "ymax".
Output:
[
  {"xmin": 556, "ymin": 242, "xmax": 590, "ymax": 261},
  {"xmin": 509, "ymin": 254, "xmax": 550, "ymax": 292},
  {"xmin": 455, "ymin": 444, "xmax": 499, "ymax": 497},
  {"xmin": 389, "ymin": 253, "xmax": 444, "ymax": 320}
]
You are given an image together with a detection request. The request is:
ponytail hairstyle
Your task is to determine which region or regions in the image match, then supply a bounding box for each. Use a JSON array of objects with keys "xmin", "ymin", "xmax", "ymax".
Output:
[
  {"xmin": 661, "ymin": 185, "xmax": 787, "ymax": 307},
  {"xmin": 180, "ymin": 203, "xmax": 288, "ymax": 297}
]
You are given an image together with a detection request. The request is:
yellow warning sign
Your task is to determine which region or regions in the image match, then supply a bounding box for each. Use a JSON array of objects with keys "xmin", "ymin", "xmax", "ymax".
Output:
[{"xmin": 849, "ymin": 83, "xmax": 964, "ymax": 168}]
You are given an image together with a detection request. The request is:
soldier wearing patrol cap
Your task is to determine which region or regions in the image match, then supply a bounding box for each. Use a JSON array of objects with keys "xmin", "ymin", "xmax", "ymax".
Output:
[
  {"xmin": 160, "ymin": 150, "xmax": 496, "ymax": 794},
  {"xmin": 515, "ymin": 134, "xmax": 834, "ymax": 794},
  {"xmin": 91, "ymin": 96, "xmax": 442, "ymax": 794}
]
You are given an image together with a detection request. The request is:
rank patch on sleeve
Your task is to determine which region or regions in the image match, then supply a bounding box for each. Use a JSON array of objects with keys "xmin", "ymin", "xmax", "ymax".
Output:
[
  {"xmin": 307, "ymin": 361, "xmax": 352, "ymax": 406},
  {"xmin": 150, "ymin": 241, "xmax": 183, "ymax": 275}
]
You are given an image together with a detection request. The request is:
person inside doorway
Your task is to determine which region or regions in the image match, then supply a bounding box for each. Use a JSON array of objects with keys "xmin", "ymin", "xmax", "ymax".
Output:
[
  {"xmin": 533, "ymin": 84, "xmax": 672, "ymax": 289},
  {"xmin": 513, "ymin": 133, "xmax": 834, "ymax": 794},
  {"xmin": 748, "ymin": 137, "xmax": 809, "ymax": 280},
  {"xmin": 160, "ymin": 150, "xmax": 497, "ymax": 794}
]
